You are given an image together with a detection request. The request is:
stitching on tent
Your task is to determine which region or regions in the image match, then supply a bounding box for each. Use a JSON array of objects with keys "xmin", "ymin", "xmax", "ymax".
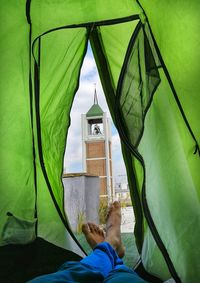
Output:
[
  {"xmin": 33, "ymin": 36, "xmax": 87, "ymax": 256},
  {"xmin": 31, "ymin": 15, "xmax": 139, "ymax": 60},
  {"xmin": 26, "ymin": 0, "xmax": 38, "ymax": 237}
]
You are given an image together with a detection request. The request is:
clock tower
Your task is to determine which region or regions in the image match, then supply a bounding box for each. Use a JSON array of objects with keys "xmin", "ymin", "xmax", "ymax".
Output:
[{"xmin": 81, "ymin": 88, "xmax": 113, "ymax": 201}]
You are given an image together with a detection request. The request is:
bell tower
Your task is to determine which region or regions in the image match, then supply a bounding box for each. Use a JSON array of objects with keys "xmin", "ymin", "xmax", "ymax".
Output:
[{"xmin": 81, "ymin": 88, "xmax": 113, "ymax": 201}]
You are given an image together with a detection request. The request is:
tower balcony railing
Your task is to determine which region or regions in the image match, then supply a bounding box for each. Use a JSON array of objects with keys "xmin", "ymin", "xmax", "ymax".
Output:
[{"xmin": 87, "ymin": 133, "xmax": 105, "ymax": 140}]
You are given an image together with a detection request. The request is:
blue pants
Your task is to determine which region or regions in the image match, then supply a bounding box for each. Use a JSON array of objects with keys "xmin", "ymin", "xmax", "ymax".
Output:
[{"xmin": 28, "ymin": 242, "xmax": 148, "ymax": 283}]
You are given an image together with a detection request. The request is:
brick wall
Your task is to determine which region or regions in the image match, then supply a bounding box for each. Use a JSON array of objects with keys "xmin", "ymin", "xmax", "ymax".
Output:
[
  {"xmin": 86, "ymin": 141, "xmax": 105, "ymax": 158},
  {"xmin": 86, "ymin": 140, "xmax": 113, "ymax": 198},
  {"xmin": 87, "ymin": 159, "xmax": 106, "ymax": 176}
]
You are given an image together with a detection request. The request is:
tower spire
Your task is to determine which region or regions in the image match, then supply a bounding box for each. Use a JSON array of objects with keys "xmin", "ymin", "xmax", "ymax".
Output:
[{"xmin": 93, "ymin": 83, "xmax": 98, "ymax": 105}]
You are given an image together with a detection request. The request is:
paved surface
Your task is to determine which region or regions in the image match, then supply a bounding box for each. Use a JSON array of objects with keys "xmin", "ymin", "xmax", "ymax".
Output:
[{"xmin": 121, "ymin": 206, "xmax": 135, "ymax": 233}]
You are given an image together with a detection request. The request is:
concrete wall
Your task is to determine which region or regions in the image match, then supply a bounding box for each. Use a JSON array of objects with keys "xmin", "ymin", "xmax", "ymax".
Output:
[{"xmin": 63, "ymin": 175, "xmax": 100, "ymax": 232}]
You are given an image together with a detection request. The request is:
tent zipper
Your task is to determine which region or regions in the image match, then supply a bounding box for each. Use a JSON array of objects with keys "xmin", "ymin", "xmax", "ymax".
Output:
[
  {"xmin": 26, "ymin": 0, "xmax": 38, "ymax": 236},
  {"xmin": 33, "ymin": 37, "xmax": 86, "ymax": 256}
]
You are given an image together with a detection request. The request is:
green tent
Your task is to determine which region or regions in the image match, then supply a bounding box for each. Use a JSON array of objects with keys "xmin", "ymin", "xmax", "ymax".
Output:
[{"xmin": 0, "ymin": 1, "xmax": 200, "ymax": 282}]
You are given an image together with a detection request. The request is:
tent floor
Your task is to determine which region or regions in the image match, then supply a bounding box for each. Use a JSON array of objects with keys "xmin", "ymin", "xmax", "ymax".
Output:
[{"xmin": 0, "ymin": 237, "xmax": 82, "ymax": 283}]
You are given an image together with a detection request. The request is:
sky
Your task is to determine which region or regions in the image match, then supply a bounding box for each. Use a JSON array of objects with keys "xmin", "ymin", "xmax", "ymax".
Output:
[{"xmin": 63, "ymin": 45, "xmax": 127, "ymax": 183}]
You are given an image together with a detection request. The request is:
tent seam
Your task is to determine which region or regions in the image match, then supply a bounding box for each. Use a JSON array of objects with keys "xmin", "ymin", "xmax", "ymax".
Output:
[
  {"xmin": 33, "ymin": 36, "xmax": 87, "ymax": 256},
  {"xmin": 26, "ymin": 0, "xmax": 38, "ymax": 237},
  {"xmin": 31, "ymin": 15, "xmax": 139, "ymax": 62}
]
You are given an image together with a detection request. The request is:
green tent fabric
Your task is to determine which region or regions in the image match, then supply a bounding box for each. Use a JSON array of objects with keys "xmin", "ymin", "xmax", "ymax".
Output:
[{"xmin": 0, "ymin": 1, "xmax": 200, "ymax": 282}]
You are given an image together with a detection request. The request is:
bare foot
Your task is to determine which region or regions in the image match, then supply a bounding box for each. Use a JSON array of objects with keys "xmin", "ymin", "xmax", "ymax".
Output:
[
  {"xmin": 82, "ymin": 222, "xmax": 105, "ymax": 249},
  {"xmin": 105, "ymin": 201, "xmax": 125, "ymax": 258}
]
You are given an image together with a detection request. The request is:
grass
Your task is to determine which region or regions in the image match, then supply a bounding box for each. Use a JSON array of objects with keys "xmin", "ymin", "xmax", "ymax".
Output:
[
  {"xmin": 76, "ymin": 232, "xmax": 139, "ymax": 268},
  {"xmin": 99, "ymin": 198, "xmax": 108, "ymax": 224}
]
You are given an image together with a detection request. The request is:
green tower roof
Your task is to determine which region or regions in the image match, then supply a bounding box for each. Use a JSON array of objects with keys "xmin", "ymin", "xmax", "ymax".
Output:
[
  {"xmin": 86, "ymin": 103, "xmax": 104, "ymax": 117},
  {"xmin": 86, "ymin": 87, "xmax": 104, "ymax": 117}
]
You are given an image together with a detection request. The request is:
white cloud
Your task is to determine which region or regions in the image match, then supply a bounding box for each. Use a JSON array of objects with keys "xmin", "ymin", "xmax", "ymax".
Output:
[
  {"xmin": 80, "ymin": 56, "xmax": 96, "ymax": 79},
  {"xmin": 112, "ymin": 133, "xmax": 121, "ymax": 152},
  {"xmin": 111, "ymin": 133, "xmax": 126, "ymax": 179}
]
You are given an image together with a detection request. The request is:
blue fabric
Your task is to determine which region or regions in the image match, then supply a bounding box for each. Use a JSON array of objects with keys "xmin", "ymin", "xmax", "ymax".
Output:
[
  {"xmin": 79, "ymin": 242, "xmax": 124, "ymax": 277},
  {"xmin": 104, "ymin": 269, "xmax": 149, "ymax": 283},
  {"xmin": 27, "ymin": 242, "xmax": 148, "ymax": 283}
]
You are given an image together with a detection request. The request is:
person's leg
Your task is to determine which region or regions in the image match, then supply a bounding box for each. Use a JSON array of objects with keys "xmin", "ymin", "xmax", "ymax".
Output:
[
  {"xmin": 27, "ymin": 223, "xmax": 106, "ymax": 283},
  {"xmin": 27, "ymin": 261, "xmax": 104, "ymax": 283},
  {"xmin": 102, "ymin": 201, "xmax": 149, "ymax": 283},
  {"xmin": 80, "ymin": 222, "xmax": 124, "ymax": 277},
  {"xmin": 28, "ymin": 201, "xmax": 146, "ymax": 283},
  {"xmin": 80, "ymin": 201, "xmax": 126, "ymax": 278},
  {"xmin": 81, "ymin": 202, "xmax": 148, "ymax": 283},
  {"xmin": 27, "ymin": 221, "xmax": 115, "ymax": 283},
  {"xmin": 104, "ymin": 268, "xmax": 149, "ymax": 283}
]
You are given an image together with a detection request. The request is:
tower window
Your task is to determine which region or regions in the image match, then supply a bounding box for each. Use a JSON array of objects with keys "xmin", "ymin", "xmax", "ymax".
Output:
[{"xmin": 88, "ymin": 118, "xmax": 103, "ymax": 135}]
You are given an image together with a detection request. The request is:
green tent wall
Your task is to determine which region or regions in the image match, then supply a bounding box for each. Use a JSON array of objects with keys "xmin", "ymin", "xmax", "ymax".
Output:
[{"xmin": 0, "ymin": 1, "xmax": 200, "ymax": 282}]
